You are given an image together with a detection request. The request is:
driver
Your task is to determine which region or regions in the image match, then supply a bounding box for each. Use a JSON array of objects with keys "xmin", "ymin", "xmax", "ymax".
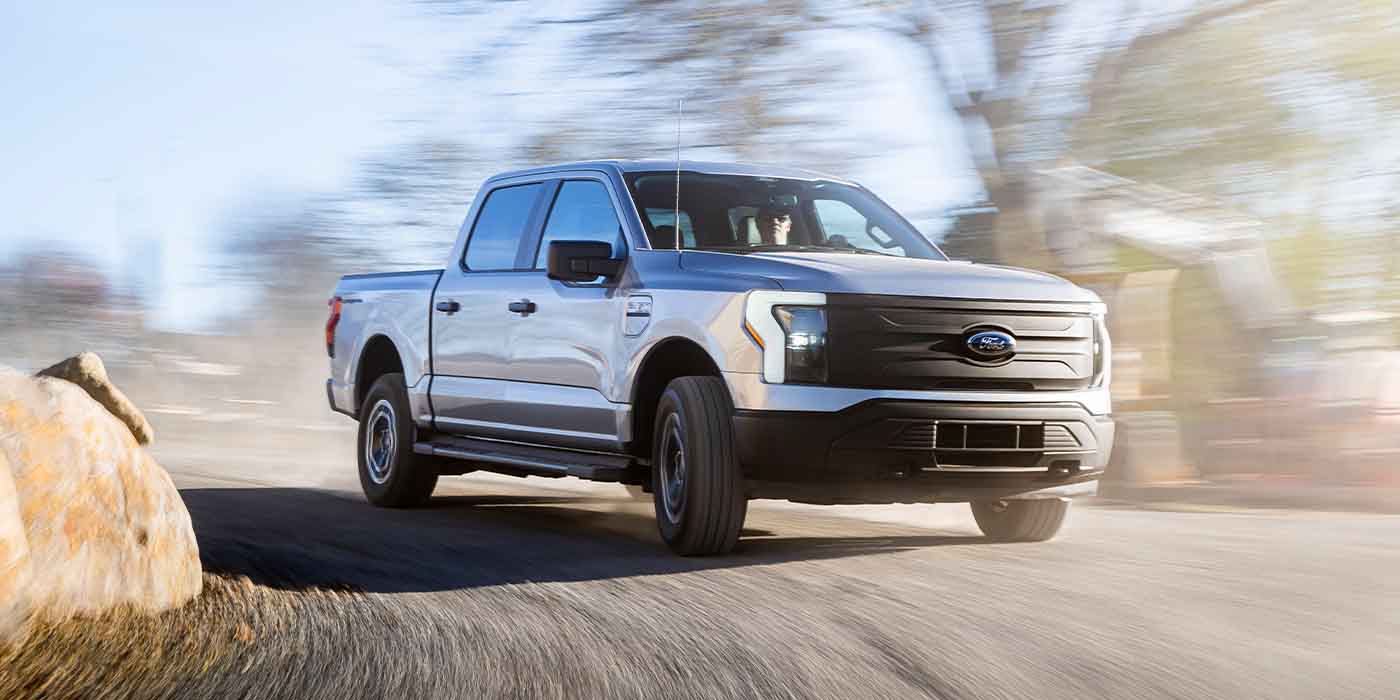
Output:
[{"xmin": 755, "ymin": 207, "xmax": 793, "ymax": 246}]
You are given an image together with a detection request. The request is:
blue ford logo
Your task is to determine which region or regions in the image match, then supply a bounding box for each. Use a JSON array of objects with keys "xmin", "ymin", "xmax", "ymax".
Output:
[{"xmin": 965, "ymin": 330, "xmax": 1016, "ymax": 360}]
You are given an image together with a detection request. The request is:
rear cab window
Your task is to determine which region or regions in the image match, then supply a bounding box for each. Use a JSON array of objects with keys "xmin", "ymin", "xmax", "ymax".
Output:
[{"xmin": 642, "ymin": 208, "xmax": 696, "ymax": 249}]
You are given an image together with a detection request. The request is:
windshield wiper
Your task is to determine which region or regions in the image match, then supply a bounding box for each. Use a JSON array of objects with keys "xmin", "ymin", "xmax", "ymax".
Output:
[
  {"xmin": 714, "ymin": 244, "xmax": 899, "ymax": 257},
  {"xmin": 738, "ymin": 244, "xmax": 826, "ymax": 253},
  {"xmin": 831, "ymin": 247, "xmax": 896, "ymax": 257},
  {"xmin": 750, "ymin": 244, "xmax": 897, "ymax": 257}
]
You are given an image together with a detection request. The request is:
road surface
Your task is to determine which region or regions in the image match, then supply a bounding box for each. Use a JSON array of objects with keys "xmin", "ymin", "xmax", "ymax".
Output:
[{"xmin": 7, "ymin": 456, "xmax": 1400, "ymax": 699}]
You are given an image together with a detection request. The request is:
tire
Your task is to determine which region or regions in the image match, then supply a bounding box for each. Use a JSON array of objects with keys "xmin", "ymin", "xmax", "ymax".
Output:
[
  {"xmin": 651, "ymin": 376, "xmax": 747, "ymax": 556},
  {"xmin": 358, "ymin": 373, "xmax": 438, "ymax": 508},
  {"xmin": 970, "ymin": 498, "xmax": 1069, "ymax": 542}
]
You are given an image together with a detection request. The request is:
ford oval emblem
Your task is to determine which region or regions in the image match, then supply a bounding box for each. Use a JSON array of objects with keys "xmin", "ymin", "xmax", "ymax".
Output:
[{"xmin": 965, "ymin": 330, "xmax": 1016, "ymax": 360}]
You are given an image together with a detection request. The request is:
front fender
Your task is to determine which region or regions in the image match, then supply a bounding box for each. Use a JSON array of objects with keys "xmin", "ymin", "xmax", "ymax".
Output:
[{"xmin": 613, "ymin": 289, "xmax": 761, "ymax": 403}]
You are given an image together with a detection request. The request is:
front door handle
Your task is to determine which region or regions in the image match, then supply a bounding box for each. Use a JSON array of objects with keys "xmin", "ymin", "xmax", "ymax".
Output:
[
  {"xmin": 507, "ymin": 299, "xmax": 536, "ymax": 315},
  {"xmin": 435, "ymin": 300, "xmax": 460, "ymax": 314}
]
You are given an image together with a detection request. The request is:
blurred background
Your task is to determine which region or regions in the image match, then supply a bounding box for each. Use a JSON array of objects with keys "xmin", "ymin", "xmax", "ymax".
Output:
[{"xmin": 3, "ymin": 0, "xmax": 1398, "ymax": 495}]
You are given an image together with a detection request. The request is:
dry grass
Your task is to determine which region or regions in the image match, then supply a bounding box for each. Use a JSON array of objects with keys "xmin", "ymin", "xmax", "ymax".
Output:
[{"xmin": 0, "ymin": 575, "xmax": 357, "ymax": 700}]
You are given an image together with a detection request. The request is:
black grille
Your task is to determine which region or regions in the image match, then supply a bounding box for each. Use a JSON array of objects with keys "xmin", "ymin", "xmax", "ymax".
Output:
[
  {"xmin": 891, "ymin": 422, "xmax": 937, "ymax": 450},
  {"xmin": 929, "ymin": 422, "xmax": 1044, "ymax": 450},
  {"xmin": 1043, "ymin": 425, "xmax": 1081, "ymax": 449},
  {"xmin": 825, "ymin": 295, "xmax": 1097, "ymax": 391},
  {"xmin": 890, "ymin": 421, "xmax": 1083, "ymax": 452}
]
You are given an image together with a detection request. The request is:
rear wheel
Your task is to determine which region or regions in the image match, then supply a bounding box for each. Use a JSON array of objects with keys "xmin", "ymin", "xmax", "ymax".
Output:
[
  {"xmin": 358, "ymin": 373, "xmax": 438, "ymax": 507},
  {"xmin": 652, "ymin": 376, "xmax": 747, "ymax": 556},
  {"xmin": 970, "ymin": 498, "xmax": 1069, "ymax": 542}
]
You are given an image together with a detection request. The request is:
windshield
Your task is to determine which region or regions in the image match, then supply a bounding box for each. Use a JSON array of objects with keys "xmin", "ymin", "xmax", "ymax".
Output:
[{"xmin": 626, "ymin": 172, "xmax": 946, "ymax": 260}]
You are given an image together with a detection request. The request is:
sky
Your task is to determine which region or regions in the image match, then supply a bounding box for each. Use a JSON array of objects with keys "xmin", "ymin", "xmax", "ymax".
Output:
[
  {"xmin": 0, "ymin": 1, "xmax": 458, "ymax": 326},
  {"xmin": 0, "ymin": 1, "xmax": 981, "ymax": 329}
]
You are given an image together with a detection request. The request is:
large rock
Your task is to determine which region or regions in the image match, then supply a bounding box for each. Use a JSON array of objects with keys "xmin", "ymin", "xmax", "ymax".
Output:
[
  {"xmin": 0, "ymin": 451, "xmax": 33, "ymax": 637},
  {"xmin": 0, "ymin": 365, "xmax": 200, "ymax": 639},
  {"xmin": 37, "ymin": 352, "xmax": 154, "ymax": 445}
]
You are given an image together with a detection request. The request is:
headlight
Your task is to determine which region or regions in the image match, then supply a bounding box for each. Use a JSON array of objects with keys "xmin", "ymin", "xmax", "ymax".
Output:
[
  {"xmin": 1092, "ymin": 315, "xmax": 1111, "ymax": 388},
  {"xmin": 744, "ymin": 290, "xmax": 827, "ymax": 383},
  {"xmin": 773, "ymin": 305, "xmax": 827, "ymax": 384}
]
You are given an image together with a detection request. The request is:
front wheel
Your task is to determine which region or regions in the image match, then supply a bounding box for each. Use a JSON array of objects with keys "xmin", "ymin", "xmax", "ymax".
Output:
[
  {"xmin": 970, "ymin": 498, "xmax": 1069, "ymax": 542},
  {"xmin": 652, "ymin": 376, "xmax": 747, "ymax": 556},
  {"xmin": 358, "ymin": 373, "xmax": 438, "ymax": 507}
]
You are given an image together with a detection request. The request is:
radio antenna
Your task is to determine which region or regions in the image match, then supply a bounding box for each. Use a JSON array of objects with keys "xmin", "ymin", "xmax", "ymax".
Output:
[{"xmin": 673, "ymin": 97, "xmax": 682, "ymax": 252}]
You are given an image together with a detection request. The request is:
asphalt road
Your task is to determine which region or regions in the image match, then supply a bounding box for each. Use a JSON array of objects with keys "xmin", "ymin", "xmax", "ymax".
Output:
[{"xmin": 11, "ymin": 457, "xmax": 1400, "ymax": 699}]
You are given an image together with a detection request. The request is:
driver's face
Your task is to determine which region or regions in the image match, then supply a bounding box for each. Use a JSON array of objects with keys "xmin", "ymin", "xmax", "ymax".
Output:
[{"xmin": 757, "ymin": 214, "xmax": 791, "ymax": 244}]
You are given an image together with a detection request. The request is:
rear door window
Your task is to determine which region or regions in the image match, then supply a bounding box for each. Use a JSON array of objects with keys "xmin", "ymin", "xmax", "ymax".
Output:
[{"xmin": 464, "ymin": 183, "xmax": 544, "ymax": 271}]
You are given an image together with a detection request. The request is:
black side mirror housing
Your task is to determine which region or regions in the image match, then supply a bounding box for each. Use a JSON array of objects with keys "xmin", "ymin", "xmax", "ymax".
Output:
[{"xmin": 546, "ymin": 240, "xmax": 624, "ymax": 282}]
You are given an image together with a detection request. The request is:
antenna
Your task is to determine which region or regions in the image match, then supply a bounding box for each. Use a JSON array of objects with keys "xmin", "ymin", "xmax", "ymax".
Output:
[{"xmin": 674, "ymin": 97, "xmax": 682, "ymax": 252}]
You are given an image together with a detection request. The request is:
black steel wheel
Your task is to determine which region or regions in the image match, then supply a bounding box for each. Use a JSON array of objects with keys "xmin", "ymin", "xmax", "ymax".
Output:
[
  {"xmin": 357, "ymin": 373, "xmax": 437, "ymax": 508},
  {"xmin": 651, "ymin": 376, "xmax": 747, "ymax": 555}
]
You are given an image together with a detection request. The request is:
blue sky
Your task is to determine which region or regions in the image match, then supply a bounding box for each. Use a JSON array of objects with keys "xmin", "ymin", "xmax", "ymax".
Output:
[
  {"xmin": 0, "ymin": 1, "xmax": 458, "ymax": 324},
  {"xmin": 0, "ymin": 1, "xmax": 984, "ymax": 328}
]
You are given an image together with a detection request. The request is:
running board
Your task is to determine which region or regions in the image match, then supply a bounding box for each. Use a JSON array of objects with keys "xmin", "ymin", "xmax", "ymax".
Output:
[{"xmin": 414, "ymin": 435, "xmax": 633, "ymax": 482}]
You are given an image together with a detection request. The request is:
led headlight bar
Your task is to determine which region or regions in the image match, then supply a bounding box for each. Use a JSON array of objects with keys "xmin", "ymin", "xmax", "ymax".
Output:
[{"xmin": 744, "ymin": 290, "xmax": 827, "ymax": 384}]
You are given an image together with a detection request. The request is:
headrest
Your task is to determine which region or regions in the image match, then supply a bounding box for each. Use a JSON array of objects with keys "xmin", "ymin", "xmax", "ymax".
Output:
[{"xmin": 652, "ymin": 224, "xmax": 677, "ymax": 249}]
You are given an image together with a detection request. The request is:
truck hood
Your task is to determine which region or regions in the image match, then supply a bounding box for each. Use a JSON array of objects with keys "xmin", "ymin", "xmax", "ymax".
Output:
[{"xmin": 679, "ymin": 251, "xmax": 1100, "ymax": 304}]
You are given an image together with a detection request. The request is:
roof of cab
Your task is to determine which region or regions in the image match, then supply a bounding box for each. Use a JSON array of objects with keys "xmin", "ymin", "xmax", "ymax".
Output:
[{"xmin": 486, "ymin": 160, "xmax": 856, "ymax": 185}]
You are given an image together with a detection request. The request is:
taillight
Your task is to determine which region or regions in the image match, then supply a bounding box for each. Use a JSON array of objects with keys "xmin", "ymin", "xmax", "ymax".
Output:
[{"xmin": 326, "ymin": 296, "xmax": 343, "ymax": 357}]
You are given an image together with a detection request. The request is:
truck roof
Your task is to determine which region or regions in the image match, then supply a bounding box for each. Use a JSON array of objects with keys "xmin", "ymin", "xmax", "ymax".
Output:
[{"xmin": 488, "ymin": 160, "xmax": 856, "ymax": 185}]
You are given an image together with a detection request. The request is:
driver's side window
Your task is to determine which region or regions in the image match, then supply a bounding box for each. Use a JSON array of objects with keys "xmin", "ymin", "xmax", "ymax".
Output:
[
  {"xmin": 534, "ymin": 180, "xmax": 624, "ymax": 268},
  {"xmin": 811, "ymin": 199, "xmax": 905, "ymax": 255}
]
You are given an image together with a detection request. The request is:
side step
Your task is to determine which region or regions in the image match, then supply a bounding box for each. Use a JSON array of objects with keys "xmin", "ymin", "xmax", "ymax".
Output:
[{"xmin": 414, "ymin": 435, "xmax": 634, "ymax": 482}]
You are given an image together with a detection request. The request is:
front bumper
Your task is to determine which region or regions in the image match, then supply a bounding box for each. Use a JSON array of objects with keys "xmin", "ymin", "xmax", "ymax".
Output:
[
  {"xmin": 730, "ymin": 395, "xmax": 1114, "ymax": 505},
  {"xmin": 723, "ymin": 371, "xmax": 1111, "ymax": 416}
]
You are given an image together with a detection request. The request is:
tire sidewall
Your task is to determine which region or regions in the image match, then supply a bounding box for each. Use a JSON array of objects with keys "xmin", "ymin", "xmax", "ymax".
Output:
[
  {"xmin": 652, "ymin": 386, "xmax": 688, "ymax": 543},
  {"xmin": 971, "ymin": 498, "xmax": 1069, "ymax": 541},
  {"xmin": 357, "ymin": 374, "xmax": 423, "ymax": 505},
  {"xmin": 649, "ymin": 376, "xmax": 746, "ymax": 555}
]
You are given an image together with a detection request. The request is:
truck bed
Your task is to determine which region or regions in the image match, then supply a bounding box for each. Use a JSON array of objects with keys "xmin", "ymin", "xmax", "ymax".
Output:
[{"xmin": 326, "ymin": 268, "xmax": 444, "ymax": 416}]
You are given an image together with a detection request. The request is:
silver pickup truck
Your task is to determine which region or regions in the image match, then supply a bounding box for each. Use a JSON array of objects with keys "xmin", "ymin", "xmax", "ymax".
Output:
[{"xmin": 325, "ymin": 160, "xmax": 1113, "ymax": 555}]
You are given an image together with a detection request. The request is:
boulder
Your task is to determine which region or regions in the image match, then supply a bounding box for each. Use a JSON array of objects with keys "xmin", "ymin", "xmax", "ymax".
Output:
[
  {"xmin": 36, "ymin": 352, "xmax": 154, "ymax": 445},
  {"xmin": 0, "ymin": 452, "xmax": 33, "ymax": 638},
  {"xmin": 0, "ymin": 365, "xmax": 200, "ymax": 640}
]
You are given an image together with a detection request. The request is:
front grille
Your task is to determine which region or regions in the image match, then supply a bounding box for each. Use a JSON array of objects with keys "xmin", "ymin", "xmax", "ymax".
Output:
[
  {"xmin": 931, "ymin": 380, "xmax": 1037, "ymax": 391},
  {"xmin": 825, "ymin": 295, "xmax": 1097, "ymax": 391},
  {"xmin": 891, "ymin": 422, "xmax": 937, "ymax": 450},
  {"xmin": 890, "ymin": 421, "xmax": 1084, "ymax": 452},
  {"xmin": 1043, "ymin": 424, "xmax": 1081, "ymax": 449}
]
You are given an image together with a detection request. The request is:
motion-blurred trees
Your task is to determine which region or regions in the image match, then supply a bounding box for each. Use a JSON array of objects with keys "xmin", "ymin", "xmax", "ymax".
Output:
[
  {"xmin": 0, "ymin": 247, "xmax": 142, "ymax": 370},
  {"xmin": 409, "ymin": 1, "xmax": 1326, "ymax": 255},
  {"xmin": 1072, "ymin": 0, "xmax": 1400, "ymax": 313}
]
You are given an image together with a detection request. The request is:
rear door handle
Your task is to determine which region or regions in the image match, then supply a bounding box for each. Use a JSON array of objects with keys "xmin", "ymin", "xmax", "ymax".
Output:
[
  {"xmin": 435, "ymin": 300, "xmax": 460, "ymax": 314},
  {"xmin": 507, "ymin": 299, "xmax": 536, "ymax": 315}
]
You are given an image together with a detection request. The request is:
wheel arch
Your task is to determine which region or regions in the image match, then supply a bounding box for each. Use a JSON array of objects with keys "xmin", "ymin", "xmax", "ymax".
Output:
[
  {"xmin": 629, "ymin": 336, "xmax": 725, "ymax": 459},
  {"xmin": 355, "ymin": 334, "xmax": 405, "ymax": 411}
]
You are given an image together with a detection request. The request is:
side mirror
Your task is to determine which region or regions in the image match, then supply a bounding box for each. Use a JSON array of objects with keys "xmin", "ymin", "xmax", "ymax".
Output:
[{"xmin": 546, "ymin": 240, "xmax": 624, "ymax": 282}]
